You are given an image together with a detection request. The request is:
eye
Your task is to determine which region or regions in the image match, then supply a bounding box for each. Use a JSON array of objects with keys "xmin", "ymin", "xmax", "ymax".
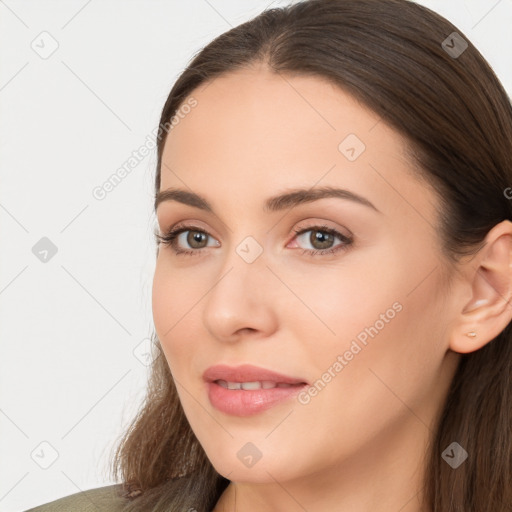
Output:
[
  {"xmin": 155, "ymin": 225, "xmax": 219, "ymax": 256},
  {"xmin": 291, "ymin": 224, "xmax": 353, "ymax": 257},
  {"xmin": 155, "ymin": 223, "xmax": 353, "ymax": 258}
]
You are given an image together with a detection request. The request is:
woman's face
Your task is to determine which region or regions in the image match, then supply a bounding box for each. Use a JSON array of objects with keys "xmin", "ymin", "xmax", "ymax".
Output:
[{"xmin": 152, "ymin": 65, "xmax": 461, "ymax": 485}]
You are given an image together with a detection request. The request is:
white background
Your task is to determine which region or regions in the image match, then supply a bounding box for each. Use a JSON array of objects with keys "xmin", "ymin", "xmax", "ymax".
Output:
[{"xmin": 1, "ymin": 0, "xmax": 511, "ymax": 510}]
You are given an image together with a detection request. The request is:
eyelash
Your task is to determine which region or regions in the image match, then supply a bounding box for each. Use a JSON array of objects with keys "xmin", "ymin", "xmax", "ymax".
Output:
[{"xmin": 156, "ymin": 223, "xmax": 353, "ymax": 258}]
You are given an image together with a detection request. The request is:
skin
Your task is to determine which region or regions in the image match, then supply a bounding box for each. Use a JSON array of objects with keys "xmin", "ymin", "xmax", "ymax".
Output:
[{"xmin": 152, "ymin": 62, "xmax": 512, "ymax": 512}]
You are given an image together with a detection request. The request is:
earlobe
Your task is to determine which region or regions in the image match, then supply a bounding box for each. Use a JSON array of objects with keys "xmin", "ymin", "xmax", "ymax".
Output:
[{"xmin": 449, "ymin": 220, "xmax": 512, "ymax": 354}]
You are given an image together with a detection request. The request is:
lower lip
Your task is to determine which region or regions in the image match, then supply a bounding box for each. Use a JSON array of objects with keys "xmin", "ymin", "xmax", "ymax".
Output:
[{"xmin": 207, "ymin": 381, "xmax": 308, "ymax": 416}]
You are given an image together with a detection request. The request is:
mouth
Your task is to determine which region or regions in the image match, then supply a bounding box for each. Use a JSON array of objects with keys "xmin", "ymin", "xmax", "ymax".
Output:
[
  {"xmin": 203, "ymin": 364, "xmax": 309, "ymax": 416},
  {"xmin": 214, "ymin": 379, "xmax": 305, "ymax": 390},
  {"xmin": 203, "ymin": 363, "xmax": 309, "ymax": 386}
]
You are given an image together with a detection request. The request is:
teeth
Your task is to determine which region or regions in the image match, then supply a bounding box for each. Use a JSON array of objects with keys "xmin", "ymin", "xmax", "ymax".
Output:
[
  {"xmin": 241, "ymin": 381, "xmax": 261, "ymax": 390},
  {"xmin": 216, "ymin": 380, "xmax": 300, "ymax": 390}
]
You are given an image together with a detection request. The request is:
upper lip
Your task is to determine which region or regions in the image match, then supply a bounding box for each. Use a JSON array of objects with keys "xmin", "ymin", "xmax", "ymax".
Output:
[{"xmin": 203, "ymin": 364, "xmax": 308, "ymax": 385}]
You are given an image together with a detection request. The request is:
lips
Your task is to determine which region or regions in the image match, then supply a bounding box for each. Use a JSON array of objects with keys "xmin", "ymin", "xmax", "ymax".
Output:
[
  {"xmin": 202, "ymin": 364, "xmax": 309, "ymax": 386},
  {"xmin": 204, "ymin": 364, "xmax": 309, "ymax": 416}
]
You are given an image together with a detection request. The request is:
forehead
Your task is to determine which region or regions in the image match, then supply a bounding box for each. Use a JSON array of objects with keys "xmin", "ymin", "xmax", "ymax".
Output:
[
  {"xmin": 159, "ymin": 66, "xmax": 439, "ymax": 229},
  {"xmin": 163, "ymin": 66, "xmax": 388, "ymax": 161}
]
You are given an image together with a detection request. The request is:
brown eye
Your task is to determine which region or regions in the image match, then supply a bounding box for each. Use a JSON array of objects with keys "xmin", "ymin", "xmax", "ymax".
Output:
[
  {"xmin": 156, "ymin": 225, "xmax": 220, "ymax": 255},
  {"xmin": 292, "ymin": 225, "xmax": 353, "ymax": 256},
  {"xmin": 308, "ymin": 229, "xmax": 335, "ymax": 250},
  {"xmin": 187, "ymin": 230, "xmax": 208, "ymax": 248}
]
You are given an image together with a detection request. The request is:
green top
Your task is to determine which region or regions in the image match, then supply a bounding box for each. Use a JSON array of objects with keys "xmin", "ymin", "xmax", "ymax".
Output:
[{"xmin": 23, "ymin": 484, "xmax": 128, "ymax": 512}]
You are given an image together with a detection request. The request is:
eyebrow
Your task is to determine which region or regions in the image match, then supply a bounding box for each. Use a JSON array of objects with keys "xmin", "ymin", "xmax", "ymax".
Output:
[{"xmin": 154, "ymin": 186, "xmax": 380, "ymax": 214}]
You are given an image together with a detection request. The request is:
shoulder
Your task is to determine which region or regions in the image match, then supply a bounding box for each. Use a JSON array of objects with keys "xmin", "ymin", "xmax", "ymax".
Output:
[{"xmin": 23, "ymin": 483, "xmax": 128, "ymax": 512}]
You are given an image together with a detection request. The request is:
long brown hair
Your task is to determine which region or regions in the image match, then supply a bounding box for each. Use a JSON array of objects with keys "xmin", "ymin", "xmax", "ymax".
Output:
[{"xmin": 109, "ymin": 0, "xmax": 512, "ymax": 510}]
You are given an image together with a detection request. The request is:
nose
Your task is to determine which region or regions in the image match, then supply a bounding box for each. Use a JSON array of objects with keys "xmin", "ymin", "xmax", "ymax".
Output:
[{"xmin": 202, "ymin": 241, "xmax": 279, "ymax": 344}]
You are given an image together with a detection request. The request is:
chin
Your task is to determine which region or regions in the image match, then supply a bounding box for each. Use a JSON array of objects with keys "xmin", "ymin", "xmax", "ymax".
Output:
[{"xmin": 205, "ymin": 451, "xmax": 303, "ymax": 483}]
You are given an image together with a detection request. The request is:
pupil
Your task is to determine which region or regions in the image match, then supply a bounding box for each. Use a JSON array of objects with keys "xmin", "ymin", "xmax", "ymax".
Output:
[{"xmin": 312, "ymin": 230, "xmax": 333, "ymax": 249}]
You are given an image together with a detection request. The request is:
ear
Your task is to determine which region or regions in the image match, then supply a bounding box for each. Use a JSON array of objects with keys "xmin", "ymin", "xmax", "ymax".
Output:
[{"xmin": 449, "ymin": 220, "xmax": 512, "ymax": 354}]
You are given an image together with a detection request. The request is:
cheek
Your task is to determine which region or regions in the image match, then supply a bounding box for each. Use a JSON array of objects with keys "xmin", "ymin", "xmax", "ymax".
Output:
[
  {"xmin": 317, "ymin": 268, "xmax": 449, "ymax": 426},
  {"xmin": 288, "ymin": 251, "xmax": 444, "ymax": 407},
  {"xmin": 151, "ymin": 261, "xmax": 172, "ymax": 342},
  {"xmin": 279, "ymin": 255, "xmax": 402, "ymax": 369},
  {"xmin": 151, "ymin": 260, "xmax": 191, "ymax": 364}
]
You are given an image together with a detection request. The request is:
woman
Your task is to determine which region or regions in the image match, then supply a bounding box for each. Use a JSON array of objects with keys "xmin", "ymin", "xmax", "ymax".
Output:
[{"xmin": 26, "ymin": 0, "xmax": 512, "ymax": 510}]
